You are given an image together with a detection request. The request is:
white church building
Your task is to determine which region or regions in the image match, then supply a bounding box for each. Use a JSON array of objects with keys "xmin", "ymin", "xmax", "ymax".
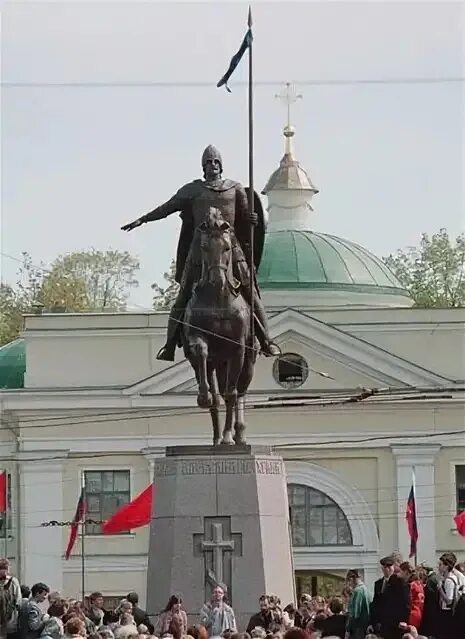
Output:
[{"xmin": 0, "ymin": 112, "xmax": 464, "ymax": 607}]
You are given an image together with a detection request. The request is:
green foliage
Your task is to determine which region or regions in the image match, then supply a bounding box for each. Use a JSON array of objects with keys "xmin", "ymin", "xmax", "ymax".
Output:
[
  {"xmin": 383, "ymin": 228, "xmax": 465, "ymax": 307},
  {"xmin": 0, "ymin": 249, "xmax": 140, "ymax": 345},
  {"xmin": 152, "ymin": 259, "xmax": 179, "ymax": 311},
  {"xmin": 41, "ymin": 249, "xmax": 140, "ymax": 311}
]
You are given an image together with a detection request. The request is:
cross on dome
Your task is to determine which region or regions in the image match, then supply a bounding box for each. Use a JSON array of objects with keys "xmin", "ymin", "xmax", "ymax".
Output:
[
  {"xmin": 275, "ymin": 82, "xmax": 303, "ymax": 129},
  {"xmin": 274, "ymin": 83, "xmax": 303, "ymax": 156}
]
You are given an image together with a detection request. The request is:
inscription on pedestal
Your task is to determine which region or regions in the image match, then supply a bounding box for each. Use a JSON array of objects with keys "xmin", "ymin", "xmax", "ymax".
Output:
[
  {"xmin": 193, "ymin": 517, "xmax": 242, "ymax": 603},
  {"xmin": 153, "ymin": 458, "xmax": 282, "ymax": 477}
]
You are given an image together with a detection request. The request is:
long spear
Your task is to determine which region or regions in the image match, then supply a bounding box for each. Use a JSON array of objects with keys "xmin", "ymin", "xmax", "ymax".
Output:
[
  {"xmin": 247, "ymin": 6, "xmax": 255, "ymax": 351},
  {"xmin": 217, "ymin": 6, "xmax": 255, "ymax": 347}
]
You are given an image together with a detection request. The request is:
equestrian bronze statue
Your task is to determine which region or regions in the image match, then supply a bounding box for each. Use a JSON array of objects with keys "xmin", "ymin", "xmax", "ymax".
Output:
[{"xmin": 121, "ymin": 144, "xmax": 280, "ymax": 444}]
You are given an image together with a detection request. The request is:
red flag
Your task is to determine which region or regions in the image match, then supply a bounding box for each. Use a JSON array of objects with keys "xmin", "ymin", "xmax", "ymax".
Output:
[
  {"xmin": 102, "ymin": 485, "xmax": 153, "ymax": 535},
  {"xmin": 0, "ymin": 472, "xmax": 7, "ymax": 513},
  {"xmin": 406, "ymin": 481, "xmax": 418, "ymax": 558},
  {"xmin": 65, "ymin": 488, "xmax": 86, "ymax": 560},
  {"xmin": 454, "ymin": 511, "xmax": 465, "ymax": 537}
]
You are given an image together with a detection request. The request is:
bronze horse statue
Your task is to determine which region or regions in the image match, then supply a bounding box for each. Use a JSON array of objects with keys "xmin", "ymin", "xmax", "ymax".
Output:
[{"xmin": 183, "ymin": 208, "xmax": 256, "ymax": 445}]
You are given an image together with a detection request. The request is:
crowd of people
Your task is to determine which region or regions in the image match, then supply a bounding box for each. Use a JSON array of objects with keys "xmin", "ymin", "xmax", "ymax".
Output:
[{"xmin": 0, "ymin": 551, "xmax": 464, "ymax": 639}]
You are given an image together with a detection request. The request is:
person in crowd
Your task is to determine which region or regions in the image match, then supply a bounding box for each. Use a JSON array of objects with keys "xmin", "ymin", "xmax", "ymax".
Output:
[
  {"xmin": 437, "ymin": 551, "xmax": 465, "ymax": 639},
  {"xmin": 20, "ymin": 588, "xmax": 30, "ymax": 602},
  {"xmin": 0, "ymin": 558, "xmax": 22, "ymax": 639},
  {"xmin": 98, "ymin": 627, "xmax": 114, "ymax": 639},
  {"xmin": 246, "ymin": 596, "xmax": 274, "ymax": 634},
  {"xmin": 391, "ymin": 552, "xmax": 404, "ymax": 576},
  {"xmin": 19, "ymin": 582, "xmax": 50, "ymax": 639},
  {"xmin": 368, "ymin": 555, "xmax": 410, "ymax": 639},
  {"xmin": 113, "ymin": 615, "xmax": 137, "ymax": 639},
  {"xmin": 399, "ymin": 562, "xmax": 424, "ymax": 631},
  {"xmin": 86, "ymin": 595, "xmax": 106, "ymax": 631},
  {"xmin": 281, "ymin": 629, "xmax": 307, "ymax": 639},
  {"xmin": 65, "ymin": 603, "xmax": 94, "ymax": 637},
  {"xmin": 249, "ymin": 629, "xmax": 266, "ymax": 639},
  {"xmin": 48, "ymin": 596, "xmax": 61, "ymax": 609},
  {"xmin": 307, "ymin": 612, "xmax": 326, "ymax": 639},
  {"xmin": 64, "ymin": 619, "xmax": 86, "ymax": 639},
  {"xmin": 344, "ymin": 570, "xmax": 371, "ymax": 639},
  {"xmin": 199, "ymin": 586, "xmax": 236, "ymax": 637},
  {"xmin": 41, "ymin": 601, "xmax": 66, "ymax": 639},
  {"xmin": 186, "ymin": 625, "xmax": 208, "ymax": 639},
  {"xmin": 319, "ymin": 597, "xmax": 346, "ymax": 638},
  {"xmin": 416, "ymin": 565, "xmax": 439, "ymax": 639},
  {"xmin": 154, "ymin": 596, "xmax": 186, "ymax": 639},
  {"xmin": 125, "ymin": 595, "xmax": 152, "ymax": 635},
  {"xmin": 294, "ymin": 595, "xmax": 312, "ymax": 630},
  {"xmin": 281, "ymin": 605, "xmax": 295, "ymax": 630}
]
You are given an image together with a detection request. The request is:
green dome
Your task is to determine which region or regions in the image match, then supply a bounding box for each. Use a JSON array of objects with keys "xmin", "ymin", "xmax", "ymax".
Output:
[
  {"xmin": 0, "ymin": 339, "xmax": 25, "ymax": 389},
  {"xmin": 258, "ymin": 230, "xmax": 410, "ymax": 298}
]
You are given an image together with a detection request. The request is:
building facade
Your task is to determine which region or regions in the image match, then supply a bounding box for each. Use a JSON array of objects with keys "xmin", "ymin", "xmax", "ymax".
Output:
[{"xmin": 0, "ymin": 120, "xmax": 464, "ymax": 607}]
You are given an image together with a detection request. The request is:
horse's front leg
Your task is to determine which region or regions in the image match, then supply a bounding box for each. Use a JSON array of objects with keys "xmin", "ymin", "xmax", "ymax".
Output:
[
  {"xmin": 222, "ymin": 388, "xmax": 236, "ymax": 446},
  {"xmin": 207, "ymin": 363, "xmax": 221, "ymax": 446},
  {"xmin": 193, "ymin": 338, "xmax": 211, "ymax": 409},
  {"xmin": 221, "ymin": 350, "xmax": 244, "ymax": 445}
]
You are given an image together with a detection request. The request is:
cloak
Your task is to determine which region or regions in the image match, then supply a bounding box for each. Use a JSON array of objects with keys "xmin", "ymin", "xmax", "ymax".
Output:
[{"xmin": 175, "ymin": 189, "xmax": 266, "ymax": 284}]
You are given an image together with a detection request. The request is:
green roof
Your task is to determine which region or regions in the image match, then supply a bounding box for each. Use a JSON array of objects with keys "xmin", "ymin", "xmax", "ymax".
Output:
[
  {"xmin": 0, "ymin": 339, "xmax": 25, "ymax": 389},
  {"xmin": 258, "ymin": 230, "xmax": 410, "ymax": 297}
]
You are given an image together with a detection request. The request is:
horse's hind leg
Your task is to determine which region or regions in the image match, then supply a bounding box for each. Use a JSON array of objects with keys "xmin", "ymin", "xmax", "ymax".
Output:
[
  {"xmin": 234, "ymin": 340, "xmax": 256, "ymax": 445},
  {"xmin": 207, "ymin": 364, "xmax": 221, "ymax": 446},
  {"xmin": 234, "ymin": 395, "xmax": 246, "ymax": 445}
]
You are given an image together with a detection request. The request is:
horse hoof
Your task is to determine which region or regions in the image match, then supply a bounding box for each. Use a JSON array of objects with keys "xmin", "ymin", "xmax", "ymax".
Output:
[
  {"xmin": 221, "ymin": 434, "xmax": 234, "ymax": 445},
  {"xmin": 213, "ymin": 439, "xmax": 221, "ymax": 447},
  {"xmin": 234, "ymin": 423, "xmax": 246, "ymax": 445},
  {"xmin": 197, "ymin": 393, "xmax": 212, "ymax": 409}
]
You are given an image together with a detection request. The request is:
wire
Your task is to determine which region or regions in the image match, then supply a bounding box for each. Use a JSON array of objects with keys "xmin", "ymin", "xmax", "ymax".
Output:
[{"xmin": 2, "ymin": 77, "xmax": 464, "ymax": 88}]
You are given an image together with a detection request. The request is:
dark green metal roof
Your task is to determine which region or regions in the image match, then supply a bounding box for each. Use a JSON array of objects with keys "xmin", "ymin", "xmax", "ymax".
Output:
[
  {"xmin": 258, "ymin": 230, "xmax": 410, "ymax": 297},
  {"xmin": 0, "ymin": 339, "xmax": 25, "ymax": 389}
]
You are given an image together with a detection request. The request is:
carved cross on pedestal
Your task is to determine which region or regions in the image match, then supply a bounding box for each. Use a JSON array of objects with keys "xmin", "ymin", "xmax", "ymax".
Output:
[
  {"xmin": 275, "ymin": 82, "xmax": 303, "ymax": 128},
  {"xmin": 194, "ymin": 517, "xmax": 242, "ymax": 601}
]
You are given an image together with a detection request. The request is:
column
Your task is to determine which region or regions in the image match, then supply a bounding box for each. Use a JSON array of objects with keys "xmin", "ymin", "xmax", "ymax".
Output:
[
  {"xmin": 391, "ymin": 445, "xmax": 440, "ymax": 566},
  {"xmin": 142, "ymin": 446, "xmax": 165, "ymax": 480},
  {"xmin": 19, "ymin": 450, "xmax": 69, "ymax": 591}
]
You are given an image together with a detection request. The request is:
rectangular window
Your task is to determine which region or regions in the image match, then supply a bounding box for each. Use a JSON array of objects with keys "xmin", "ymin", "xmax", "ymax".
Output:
[
  {"xmin": 84, "ymin": 470, "xmax": 130, "ymax": 535},
  {"xmin": 456, "ymin": 465, "xmax": 465, "ymax": 513}
]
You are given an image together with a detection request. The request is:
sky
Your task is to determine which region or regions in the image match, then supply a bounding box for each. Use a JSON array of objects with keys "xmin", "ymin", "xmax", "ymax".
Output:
[{"xmin": 1, "ymin": 1, "xmax": 464, "ymax": 307}]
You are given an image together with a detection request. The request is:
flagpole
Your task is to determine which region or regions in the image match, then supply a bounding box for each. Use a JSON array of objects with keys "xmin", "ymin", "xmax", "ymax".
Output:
[
  {"xmin": 413, "ymin": 466, "xmax": 418, "ymax": 566},
  {"xmin": 4, "ymin": 473, "xmax": 8, "ymax": 560},
  {"xmin": 247, "ymin": 5, "xmax": 255, "ymax": 352},
  {"xmin": 80, "ymin": 473, "xmax": 86, "ymax": 604}
]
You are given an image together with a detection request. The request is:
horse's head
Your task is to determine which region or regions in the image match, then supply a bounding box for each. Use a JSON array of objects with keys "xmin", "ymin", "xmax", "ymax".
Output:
[{"xmin": 199, "ymin": 208, "xmax": 233, "ymax": 288}]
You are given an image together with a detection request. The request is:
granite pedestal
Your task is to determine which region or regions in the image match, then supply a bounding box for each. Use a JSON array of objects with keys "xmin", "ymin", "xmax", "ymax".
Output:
[{"xmin": 146, "ymin": 446, "xmax": 295, "ymax": 629}]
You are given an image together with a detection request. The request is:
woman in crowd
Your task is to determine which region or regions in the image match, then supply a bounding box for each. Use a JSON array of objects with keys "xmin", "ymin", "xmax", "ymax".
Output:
[
  {"xmin": 41, "ymin": 601, "xmax": 67, "ymax": 639},
  {"xmin": 399, "ymin": 562, "xmax": 424, "ymax": 630},
  {"xmin": 154, "ymin": 596, "xmax": 187, "ymax": 639}
]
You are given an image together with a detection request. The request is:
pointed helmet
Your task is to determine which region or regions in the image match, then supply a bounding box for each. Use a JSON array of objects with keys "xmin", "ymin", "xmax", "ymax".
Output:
[{"xmin": 201, "ymin": 144, "xmax": 223, "ymax": 169}]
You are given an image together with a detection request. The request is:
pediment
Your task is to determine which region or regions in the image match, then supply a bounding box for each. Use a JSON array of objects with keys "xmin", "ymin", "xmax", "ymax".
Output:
[{"xmin": 124, "ymin": 308, "xmax": 451, "ymax": 396}]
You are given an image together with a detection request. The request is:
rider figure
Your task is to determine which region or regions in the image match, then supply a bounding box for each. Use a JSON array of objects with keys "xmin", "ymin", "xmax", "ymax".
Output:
[{"xmin": 122, "ymin": 144, "xmax": 280, "ymax": 362}]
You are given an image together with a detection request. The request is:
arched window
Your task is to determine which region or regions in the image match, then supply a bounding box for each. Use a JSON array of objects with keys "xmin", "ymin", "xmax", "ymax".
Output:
[{"xmin": 287, "ymin": 483, "xmax": 353, "ymax": 546}]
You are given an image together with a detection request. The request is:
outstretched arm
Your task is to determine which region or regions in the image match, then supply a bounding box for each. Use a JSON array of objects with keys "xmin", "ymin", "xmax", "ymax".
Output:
[{"xmin": 121, "ymin": 186, "xmax": 188, "ymax": 232}]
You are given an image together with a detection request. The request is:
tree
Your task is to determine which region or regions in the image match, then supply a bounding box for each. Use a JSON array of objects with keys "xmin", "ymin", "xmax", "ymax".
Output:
[
  {"xmin": 383, "ymin": 228, "xmax": 465, "ymax": 307},
  {"xmin": 0, "ymin": 249, "xmax": 140, "ymax": 346},
  {"xmin": 152, "ymin": 259, "xmax": 179, "ymax": 311},
  {"xmin": 40, "ymin": 249, "xmax": 140, "ymax": 311}
]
